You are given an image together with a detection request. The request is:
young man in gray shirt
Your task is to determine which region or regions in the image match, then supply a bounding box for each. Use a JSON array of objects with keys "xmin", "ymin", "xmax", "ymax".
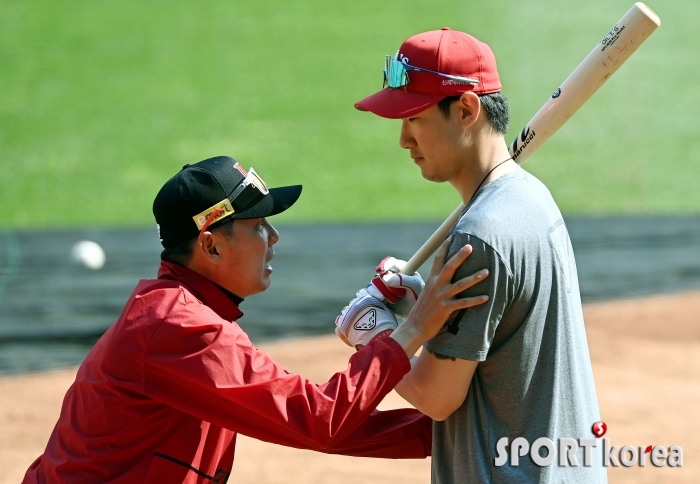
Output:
[{"xmin": 351, "ymin": 28, "xmax": 607, "ymax": 483}]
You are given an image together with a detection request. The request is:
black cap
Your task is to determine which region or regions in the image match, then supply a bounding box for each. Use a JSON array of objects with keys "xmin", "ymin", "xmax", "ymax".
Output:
[{"xmin": 153, "ymin": 156, "xmax": 302, "ymax": 248}]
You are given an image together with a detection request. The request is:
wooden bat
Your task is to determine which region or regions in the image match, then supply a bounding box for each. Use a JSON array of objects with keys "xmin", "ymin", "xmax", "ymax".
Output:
[{"xmin": 400, "ymin": 2, "xmax": 660, "ymax": 275}]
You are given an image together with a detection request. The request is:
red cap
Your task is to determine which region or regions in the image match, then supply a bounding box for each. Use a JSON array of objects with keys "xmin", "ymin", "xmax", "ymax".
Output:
[{"xmin": 355, "ymin": 28, "xmax": 502, "ymax": 119}]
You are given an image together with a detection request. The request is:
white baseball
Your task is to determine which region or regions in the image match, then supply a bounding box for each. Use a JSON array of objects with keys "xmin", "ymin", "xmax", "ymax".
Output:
[{"xmin": 71, "ymin": 240, "xmax": 106, "ymax": 270}]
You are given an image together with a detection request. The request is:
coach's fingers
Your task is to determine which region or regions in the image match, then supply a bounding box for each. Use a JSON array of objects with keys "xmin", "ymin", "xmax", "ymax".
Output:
[
  {"xmin": 437, "ymin": 244, "xmax": 474, "ymax": 283},
  {"xmin": 447, "ymin": 269, "xmax": 489, "ymax": 298},
  {"xmin": 449, "ymin": 293, "xmax": 490, "ymax": 311},
  {"xmin": 427, "ymin": 237, "xmax": 453, "ymax": 278}
]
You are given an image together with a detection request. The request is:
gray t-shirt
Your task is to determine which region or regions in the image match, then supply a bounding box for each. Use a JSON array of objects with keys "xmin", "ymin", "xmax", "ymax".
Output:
[{"xmin": 425, "ymin": 167, "xmax": 606, "ymax": 483}]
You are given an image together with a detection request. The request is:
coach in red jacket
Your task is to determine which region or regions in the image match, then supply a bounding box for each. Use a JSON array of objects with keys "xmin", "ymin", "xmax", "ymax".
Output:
[{"xmin": 23, "ymin": 156, "xmax": 488, "ymax": 483}]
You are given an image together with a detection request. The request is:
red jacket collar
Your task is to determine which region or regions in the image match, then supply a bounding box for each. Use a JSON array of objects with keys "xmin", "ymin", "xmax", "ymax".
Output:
[{"xmin": 157, "ymin": 261, "xmax": 244, "ymax": 321}]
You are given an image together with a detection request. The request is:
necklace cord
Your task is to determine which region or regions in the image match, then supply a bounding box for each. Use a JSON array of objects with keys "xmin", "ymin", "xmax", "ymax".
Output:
[{"xmin": 467, "ymin": 157, "xmax": 513, "ymax": 206}]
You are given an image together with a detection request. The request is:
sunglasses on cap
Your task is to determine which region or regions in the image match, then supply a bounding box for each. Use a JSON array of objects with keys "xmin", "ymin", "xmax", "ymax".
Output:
[
  {"xmin": 230, "ymin": 164, "xmax": 269, "ymax": 206},
  {"xmin": 383, "ymin": 53, "xmax": 480, "ymax": 89},
  {"xmin": 194, "ymin": 164, "xmax": 270, "ymax": 233}
]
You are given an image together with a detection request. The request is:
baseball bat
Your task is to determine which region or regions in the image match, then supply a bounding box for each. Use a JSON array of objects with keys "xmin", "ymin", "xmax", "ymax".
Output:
[{"xmin": 400, "ymin": 2, "xmax": 660, "ymax": 275}]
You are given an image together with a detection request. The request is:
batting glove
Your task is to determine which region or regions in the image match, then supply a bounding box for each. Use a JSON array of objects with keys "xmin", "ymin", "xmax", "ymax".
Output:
[
  {"xmin": 369, "ymin": 257, "xmax": 425, "ymax": 320},
  {"xmin": 335, "ymin": 288, "xmax": 398, "ymax": 349}
]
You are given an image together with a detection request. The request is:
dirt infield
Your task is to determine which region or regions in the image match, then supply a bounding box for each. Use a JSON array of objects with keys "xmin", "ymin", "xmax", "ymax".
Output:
[{"xmin": 2, "ymin": 291, "xmax": 698, "ymax": 483}]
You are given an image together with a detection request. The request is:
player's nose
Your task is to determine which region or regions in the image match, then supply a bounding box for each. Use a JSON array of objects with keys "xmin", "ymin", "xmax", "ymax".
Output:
[{"xmin": 399, "ymin": 119, "xmax": 416, "ymax": 150}]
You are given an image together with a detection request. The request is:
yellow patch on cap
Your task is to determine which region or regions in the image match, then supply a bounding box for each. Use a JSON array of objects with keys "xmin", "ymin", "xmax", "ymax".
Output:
[{"xmin": 193, "ymin": 199, "xmax": 235, "ymax": 230}]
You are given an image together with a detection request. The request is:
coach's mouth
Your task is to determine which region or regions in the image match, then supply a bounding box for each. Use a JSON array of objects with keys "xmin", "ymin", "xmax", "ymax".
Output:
[{"xmin": 264, "ymin": 250, "xmax": 275, "ymax": 271}]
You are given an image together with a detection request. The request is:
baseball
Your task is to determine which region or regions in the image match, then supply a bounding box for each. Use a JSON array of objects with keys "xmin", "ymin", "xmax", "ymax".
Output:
[{"xmin": 71, "ymin": 240, "xmax": 106, "ymax": 270}]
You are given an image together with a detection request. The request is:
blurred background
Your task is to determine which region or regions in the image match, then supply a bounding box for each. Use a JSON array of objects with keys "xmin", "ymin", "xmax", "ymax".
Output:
[
  {"xmin": 0, "ymin": 0, "xmax": 699, "ymax": 480},
  {"xmin": 2, "ymin": 0, "xmax": 699, "ymax": 373}
]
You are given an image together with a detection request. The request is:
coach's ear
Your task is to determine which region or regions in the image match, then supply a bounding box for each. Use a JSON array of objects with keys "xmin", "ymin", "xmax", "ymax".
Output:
[
  {"xmin": 196, "ymin": 231, "xmax": 222, "ymax": 261},
  {"xmin": 457, "ymin": 92, "xmax": 481, "ymax": 130}
]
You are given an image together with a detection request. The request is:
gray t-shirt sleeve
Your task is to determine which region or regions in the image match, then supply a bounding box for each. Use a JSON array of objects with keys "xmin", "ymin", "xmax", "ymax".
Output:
[{"xmin": 424, "ymin": 232, "xmax": 512, "ymax": 362}]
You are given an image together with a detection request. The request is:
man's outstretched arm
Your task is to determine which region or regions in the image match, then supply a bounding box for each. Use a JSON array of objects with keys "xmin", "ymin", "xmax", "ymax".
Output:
[{"xmin": 323, "ymin": 409, "xmax": 433, "ymax": 458}]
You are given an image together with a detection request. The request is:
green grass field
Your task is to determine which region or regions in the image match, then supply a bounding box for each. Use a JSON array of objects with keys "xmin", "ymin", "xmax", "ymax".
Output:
[{"xmin": 1, "ymin": 0, "xmax": 698, "ymax": 228}]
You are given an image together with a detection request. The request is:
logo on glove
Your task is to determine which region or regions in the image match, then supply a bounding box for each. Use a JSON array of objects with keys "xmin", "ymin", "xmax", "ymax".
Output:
[{"xmin": 353, "ymin": 308, "xmax": 377, "ymax": 330}]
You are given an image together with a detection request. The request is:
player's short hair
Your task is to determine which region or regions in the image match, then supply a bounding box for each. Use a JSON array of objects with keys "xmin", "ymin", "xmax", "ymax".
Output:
[
  {"xmin": 437, "ymin": 92, "xmax": 510, "ymax": 135},
  {"xmin": 161, "ymin": 219, "xmax": 235, "ymax": 266}
]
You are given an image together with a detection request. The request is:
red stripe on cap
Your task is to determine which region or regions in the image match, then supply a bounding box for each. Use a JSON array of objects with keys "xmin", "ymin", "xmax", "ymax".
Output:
[{"xmin": 199, "ymin": 208, "xmax": 224, "ymax": 234}]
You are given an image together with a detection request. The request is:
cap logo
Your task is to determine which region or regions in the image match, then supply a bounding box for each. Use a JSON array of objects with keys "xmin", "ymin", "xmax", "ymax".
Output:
[
  {"xmin": 442, "ymin": 79, "xmax": 473, "ymax": 85},
  {"xmin": 193, "ymin": 199, "xmax": 235, "ymax": 230}
]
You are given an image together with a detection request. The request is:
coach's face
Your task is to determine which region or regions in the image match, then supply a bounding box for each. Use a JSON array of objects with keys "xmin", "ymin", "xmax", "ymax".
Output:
[
  {"xmin": 399, "ymin": 93, "xmax": 480, "ymax": 183},
  {"xmin": 224, "ymin": 218, "xmax": 279, "ymax": 297}
]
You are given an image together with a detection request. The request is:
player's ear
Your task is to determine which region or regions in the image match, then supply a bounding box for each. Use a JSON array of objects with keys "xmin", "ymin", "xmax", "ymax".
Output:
[{"xmin": 457, "ymin": 92, "xmax": 481, "ymax": 130}]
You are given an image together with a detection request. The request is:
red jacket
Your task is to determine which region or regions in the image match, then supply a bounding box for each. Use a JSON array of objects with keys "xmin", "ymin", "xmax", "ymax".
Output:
[{"xmin": 24, "ymin": 261, "xmax": 431, "ymax": 483}]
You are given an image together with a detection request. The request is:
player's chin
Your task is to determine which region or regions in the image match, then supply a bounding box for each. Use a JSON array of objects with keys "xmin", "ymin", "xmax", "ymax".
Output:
[
  {"xmin": 417, "ymin": 163, "xmax": 444, "ymax": 182},
  {"xmin": 420, "ymin": 169, "xmax": 446, "ymax": 183}
]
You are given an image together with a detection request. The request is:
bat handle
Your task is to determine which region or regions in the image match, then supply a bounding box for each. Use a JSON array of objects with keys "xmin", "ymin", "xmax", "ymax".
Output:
[{"xmin": 399, "ymin": 203, "xmax": 465, "ymax": 275}]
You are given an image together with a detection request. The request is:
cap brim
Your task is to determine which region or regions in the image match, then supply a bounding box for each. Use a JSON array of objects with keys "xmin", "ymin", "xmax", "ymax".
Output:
[
  {"xmin": 355, "ymin": 89, "xmax": 447, "ymax": 119},
  {"xmin": 230, "ymin": 185, "xmax": 302, "ymax": 220}
]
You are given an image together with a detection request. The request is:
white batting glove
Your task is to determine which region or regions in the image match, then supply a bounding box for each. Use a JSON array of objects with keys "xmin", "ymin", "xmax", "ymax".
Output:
[
  {"xmin": 335, "ymin": 288, "xmax": 398, "ymax": 349},
  {"xmin": 369, "ymin": 257, "xmax": 425, "ymax": 319}
]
